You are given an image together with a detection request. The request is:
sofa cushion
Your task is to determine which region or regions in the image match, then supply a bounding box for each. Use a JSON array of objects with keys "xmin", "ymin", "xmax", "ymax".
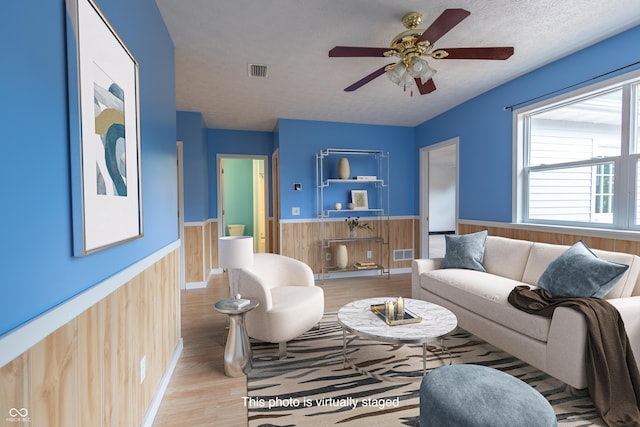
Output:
[
  {"xmin": 537, "ymin": 240, "xmax": 629, "ymax": 298},
  {"xmin": 522, "ymin": 241, "xmax": 638, "ymax": 299},
  {"xmin": 483, "ymin": 236, "xmax": 533, "ymax": 282},
  {"xmin": 420, "ymin": 269, "xmax": 551, "ymax": 342},
  {"xmin": 441, "ymin": 230, "xmax": 488, "ymax": 272},
  {"xmin": 521, "ymin": 242, "xmax": 570, "ymax": 286}
]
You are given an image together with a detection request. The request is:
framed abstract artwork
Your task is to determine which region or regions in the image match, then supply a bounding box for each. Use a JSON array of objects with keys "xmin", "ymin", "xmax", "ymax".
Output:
[{"xmin": 66, "ymin": 0, "xmax": 143, "ymax": 255}]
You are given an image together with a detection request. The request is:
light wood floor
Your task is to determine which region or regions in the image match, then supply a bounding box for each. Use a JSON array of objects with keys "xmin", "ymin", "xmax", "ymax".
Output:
[{"xmin": 152, "ymin": 273, "xmax": 411, "ymax": 427}]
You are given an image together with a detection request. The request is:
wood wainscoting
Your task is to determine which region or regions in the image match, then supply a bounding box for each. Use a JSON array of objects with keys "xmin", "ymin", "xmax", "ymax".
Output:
[
  {"xmin": 184, "ymin": 220, "xmax": 217, "ymax": 284},
  {"xmin": 280, "ymin": 217, "xmax": 418, "ymax": 274},
  {"xmin": 185, "ymin": 219, "xmax": 276, "ymax": 285},
  {"xmin": 0, "ymin": 248, "xmax": 180, "ymax": 427},
  {"xmin": 458, "ymin": 222, "xmax": 640, "ymax": 257}
]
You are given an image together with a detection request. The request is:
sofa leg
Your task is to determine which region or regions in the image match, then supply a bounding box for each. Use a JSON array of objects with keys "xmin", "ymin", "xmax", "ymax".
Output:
[
  {"xmin": 569, "ymin": 386, "xmax": 589, "ymax": 397},
  {"xmin": 278, "ymin": 342, "xmax": 287, "ymax": 360}
]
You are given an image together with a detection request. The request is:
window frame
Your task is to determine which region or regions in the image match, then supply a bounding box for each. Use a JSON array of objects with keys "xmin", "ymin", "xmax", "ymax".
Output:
[{"xmin": 513, "ymin": 68, "xmax": 640, "ymax": 232}]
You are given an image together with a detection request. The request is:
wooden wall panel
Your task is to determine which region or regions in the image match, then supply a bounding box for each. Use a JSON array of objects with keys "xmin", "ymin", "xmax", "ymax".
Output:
[
  {"xmin": 211, "ymin": 222, "xmax": 219, "ymax": 269},
  {"xmin": 204, "ymin": 222, "xmax": 212, "ymax": 275},
  {"xmin": 280, "ymin": 218, "xmax": 416, "ymax": 274},
  {"xmin": 388, "ymin": 219, "xmax": 414, "ymax": 270},
  {"xmin": 459, "ymin": 222, "xmax": 640, "ymax": 257},
  {"xmin": 184, "ymin": 225, "xmax": 203, "ymax": 282},
  {"xmin": 0, "ymin": 353, "xmax": 29, "ymax": 424},
  {"xmin": 77, "ymin": 303, "xmax": 102, "ymax": 427},
  {"xmin": 30, "ymin": 321, "xmax": 76, "ymax": 427},
  {"xmin": 0, "ymin": 249, "xmax": 180, "ymax": 427}
]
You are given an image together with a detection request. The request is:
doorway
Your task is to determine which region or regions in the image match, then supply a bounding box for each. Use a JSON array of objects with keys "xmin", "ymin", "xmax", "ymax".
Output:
[
  {"xmin": 218, "ymin": 155, "xmax": 269, "ymax": 252},
  {"xmin": 419, "ymin": 138, "xmax": 458, "ymax": 259}
]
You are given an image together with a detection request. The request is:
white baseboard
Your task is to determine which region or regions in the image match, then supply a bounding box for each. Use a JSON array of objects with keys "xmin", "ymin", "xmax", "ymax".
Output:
[
  {"xmin": 186, "ymin": 281, "xmax": 207, "ymax": 289},
  {"xmin": 141, "ymin": 338, "xmax": 183, "ymax": 427}
]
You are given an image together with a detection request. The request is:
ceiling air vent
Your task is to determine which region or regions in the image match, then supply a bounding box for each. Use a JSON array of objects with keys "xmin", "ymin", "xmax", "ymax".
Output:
[{"xmin": 248, "ymin": 64, "xmax": 268, "ymax": 78}]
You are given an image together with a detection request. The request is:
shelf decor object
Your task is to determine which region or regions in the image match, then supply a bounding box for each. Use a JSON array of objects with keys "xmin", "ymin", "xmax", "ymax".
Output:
[
  {"xmin": 351, "ymin": 190, "xmax": 369, "ymax": 210},
  {"xmin": 66, "ymin": 0, "xmax": 143, "ymax": 255},
  {"xmin": 336, "ymin": 244, "xmax": 348, "ymax": 269},
  {"xmin": 338, "ymin": 157, "xmax": 350, "ymax": 179},
  {"xmin": 370, "ymin": 303, "xmax": 422, "ymax": 326}
]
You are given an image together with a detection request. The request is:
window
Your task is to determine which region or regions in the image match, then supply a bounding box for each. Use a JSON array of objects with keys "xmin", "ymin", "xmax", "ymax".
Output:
[{"xmin": 516, "ymin": 70, "xmax": 640, "ymax": 231}]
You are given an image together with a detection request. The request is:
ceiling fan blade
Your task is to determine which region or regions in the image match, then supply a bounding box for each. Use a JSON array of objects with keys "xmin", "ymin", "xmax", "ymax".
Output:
[
  {"xmin": 438, "ymin": 47, "xmax": 514, "ymax": 60},
  {"xmin": 344, "ymin": 64, "xmax": 393, "ymax": 92},
  {"xmin": 415, "ymin": 78, "xmax": 436, "ymax": 95},
  {"xmin": 329, "ymin": 46, "xmax": 389, "ymax": 57},
  {"xmin": 418, "ymin": 9, "xmax": 470, "ymax": 45}
]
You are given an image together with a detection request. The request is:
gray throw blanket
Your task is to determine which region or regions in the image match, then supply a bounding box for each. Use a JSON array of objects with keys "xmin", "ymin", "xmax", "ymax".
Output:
[{"xmin": 508, "ymin": 285, "xmax": 640, "ymax": 427}]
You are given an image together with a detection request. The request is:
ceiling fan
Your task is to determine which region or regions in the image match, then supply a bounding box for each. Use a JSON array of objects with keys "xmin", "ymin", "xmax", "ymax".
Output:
[{"xmin": 329, "ymin": 9, "xmax": 514, "ymax": 96}]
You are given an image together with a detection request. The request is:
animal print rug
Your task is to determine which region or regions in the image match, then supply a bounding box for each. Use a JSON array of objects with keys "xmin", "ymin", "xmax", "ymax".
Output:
[{"xmin": 247, "ymin": 312, "xmax": 604, "ymax": 426}]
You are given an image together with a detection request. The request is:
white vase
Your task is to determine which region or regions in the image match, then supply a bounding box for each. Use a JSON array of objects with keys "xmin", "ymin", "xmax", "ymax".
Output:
[
  {"xmin": 336, "ymin": 244, "xmax": 348, "ymax": 269},
  {"xmin": 338, "ymin": 158, "xmax": 350, "ymax": 180}
]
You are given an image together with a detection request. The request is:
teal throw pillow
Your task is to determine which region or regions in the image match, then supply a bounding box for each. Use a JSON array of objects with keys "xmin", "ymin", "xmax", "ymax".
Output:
[
  {"xmin": 441, "ymin": 230, "xmax": 488, "ymax": 272},
  {"xmin": 537, "ymin": 240, "xmax": 628, "ymax": 298}
]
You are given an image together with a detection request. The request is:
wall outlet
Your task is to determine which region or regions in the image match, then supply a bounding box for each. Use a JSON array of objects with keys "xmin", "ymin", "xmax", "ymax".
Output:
[
  {"xmin": 325, "ymin": 252, "xmax": 331, "ymax": 261},
  {"xmin": 140, "ymin": 355, "xmax": 146, "ymax": 384},
  {"xmin": 366, "ymin": 250, "xmax": 373, "ymax": 259},
  {"xmin": 292, "ymin": 207, "xmax": 300, "ymax": 215}
]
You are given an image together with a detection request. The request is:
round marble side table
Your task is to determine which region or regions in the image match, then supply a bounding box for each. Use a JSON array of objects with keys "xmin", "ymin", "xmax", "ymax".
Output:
[{"xmin": 214, "ymin": 297, "xmax": 260, "ymax": 377}]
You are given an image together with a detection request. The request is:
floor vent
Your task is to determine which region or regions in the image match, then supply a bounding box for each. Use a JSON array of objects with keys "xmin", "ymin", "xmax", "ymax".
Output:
[
  {"xmin": 393, "ymin": 249, "xmax": 414, "ymax": 261},
  {"xmin": 248, "ymin": 64, "xmax": 268, "ymax": 78}
]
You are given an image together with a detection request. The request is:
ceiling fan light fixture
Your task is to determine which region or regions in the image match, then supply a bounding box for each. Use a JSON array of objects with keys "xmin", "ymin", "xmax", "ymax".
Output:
[
  {"xmin": 386, "ymin": 61, "xmax": 407, "ymax": 86},
  {"xmin": 419, "ymin": 63, "xmax": 437, "ymax": 84},
  {"xmin": 408, "ymin": 56, "xmax": 425, "ymax": 77}
]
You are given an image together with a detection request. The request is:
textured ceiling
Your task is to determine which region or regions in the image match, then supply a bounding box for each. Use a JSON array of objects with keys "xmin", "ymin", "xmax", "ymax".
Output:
[{"xmin": 155, "ymin": 0, "xmax": 640, "ymax": 131}]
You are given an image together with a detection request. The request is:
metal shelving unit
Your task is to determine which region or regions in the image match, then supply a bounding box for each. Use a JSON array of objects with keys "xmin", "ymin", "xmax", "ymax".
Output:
[{"xmin": 316, "ymin": 148, "xmax": 390, "ymax": 280}]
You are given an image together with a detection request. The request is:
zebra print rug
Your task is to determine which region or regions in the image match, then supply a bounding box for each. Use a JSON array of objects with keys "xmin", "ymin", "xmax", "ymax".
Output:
[{"xmin": 247, "ymin": 313, "xmax": 604, "ymax": 426}]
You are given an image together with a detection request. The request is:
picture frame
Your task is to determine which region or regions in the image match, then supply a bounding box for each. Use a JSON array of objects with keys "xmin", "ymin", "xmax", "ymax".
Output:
[
  {"xmin": 66, "ymin": 0, "xmax": 143, "ymax": 256},
  {"xmin": 351, "ymin": 190, "xmax": 369, "ymax": 210}
]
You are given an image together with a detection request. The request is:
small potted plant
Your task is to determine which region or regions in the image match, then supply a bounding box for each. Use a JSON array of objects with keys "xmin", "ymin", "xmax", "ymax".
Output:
[{"xmin": 345, "ymin": 216, "xmax": 372, "ymax": 238}]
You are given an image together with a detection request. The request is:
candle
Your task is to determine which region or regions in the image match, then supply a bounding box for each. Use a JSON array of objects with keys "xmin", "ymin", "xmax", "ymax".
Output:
[
  {"xmin": 397, "ymin": 297, "xmax": 404, "ymax": 319},
  {"xmin": 386, "ymin": 300, "xmax": 395, "ymax": 322}
]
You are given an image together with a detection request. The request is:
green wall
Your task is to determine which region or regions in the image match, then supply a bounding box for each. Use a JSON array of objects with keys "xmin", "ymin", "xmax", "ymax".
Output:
[{"xmin": 223, "ymin": 158, "xmax": 254, "ymax": 236}]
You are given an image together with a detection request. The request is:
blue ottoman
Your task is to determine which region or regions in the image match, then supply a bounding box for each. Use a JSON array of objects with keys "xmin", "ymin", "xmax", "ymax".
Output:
[{"xmin": 420, "ymin": 364, "xmax": 557, "ymax": 427}]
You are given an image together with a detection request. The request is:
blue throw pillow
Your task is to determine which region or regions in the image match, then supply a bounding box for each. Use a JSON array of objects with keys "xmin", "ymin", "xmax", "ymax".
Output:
[
  {"xmin": 537, "ymin": 240, "xmax": 628, "ymax": 298},
  {"xmin": 441, "ymin": 230, "xmax": 488, "ymax": 272}
]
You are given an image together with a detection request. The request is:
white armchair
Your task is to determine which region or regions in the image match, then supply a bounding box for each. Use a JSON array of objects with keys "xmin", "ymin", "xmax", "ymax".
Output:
[{"xmin": 236, "ymin": 253, "xmax": 324, "ymax": 358}]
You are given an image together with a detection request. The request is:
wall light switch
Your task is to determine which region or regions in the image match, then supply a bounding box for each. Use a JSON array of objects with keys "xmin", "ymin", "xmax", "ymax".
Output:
[
  {"xmin": 292, "ymin": 207, "xmax": 300, "ymax": 215},
  {"xmin": 293, "ymin": 183, "xmax": 302, "ymax": 191}
]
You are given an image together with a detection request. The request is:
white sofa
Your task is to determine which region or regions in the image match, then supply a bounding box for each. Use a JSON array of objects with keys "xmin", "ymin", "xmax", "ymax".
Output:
[{"xmin": 412, "ymin": 235, "xmax": 640, "ymax": 390}]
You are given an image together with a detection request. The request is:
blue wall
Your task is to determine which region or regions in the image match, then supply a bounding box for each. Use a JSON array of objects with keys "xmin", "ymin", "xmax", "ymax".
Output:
[
  {"xmin": 415, "ymin": 24, "xmax": 640, "ymax": 223},
  {"xmin": 0, "ymin": 0, "xmax": 176, "ymax": 336},
  {"xmin": 177, "ymin": 111, "xmax": 208, "ymax": 221},
  {"xmin": 277, "ymin": 119, "xmax": 415, "ymax": 220}
]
